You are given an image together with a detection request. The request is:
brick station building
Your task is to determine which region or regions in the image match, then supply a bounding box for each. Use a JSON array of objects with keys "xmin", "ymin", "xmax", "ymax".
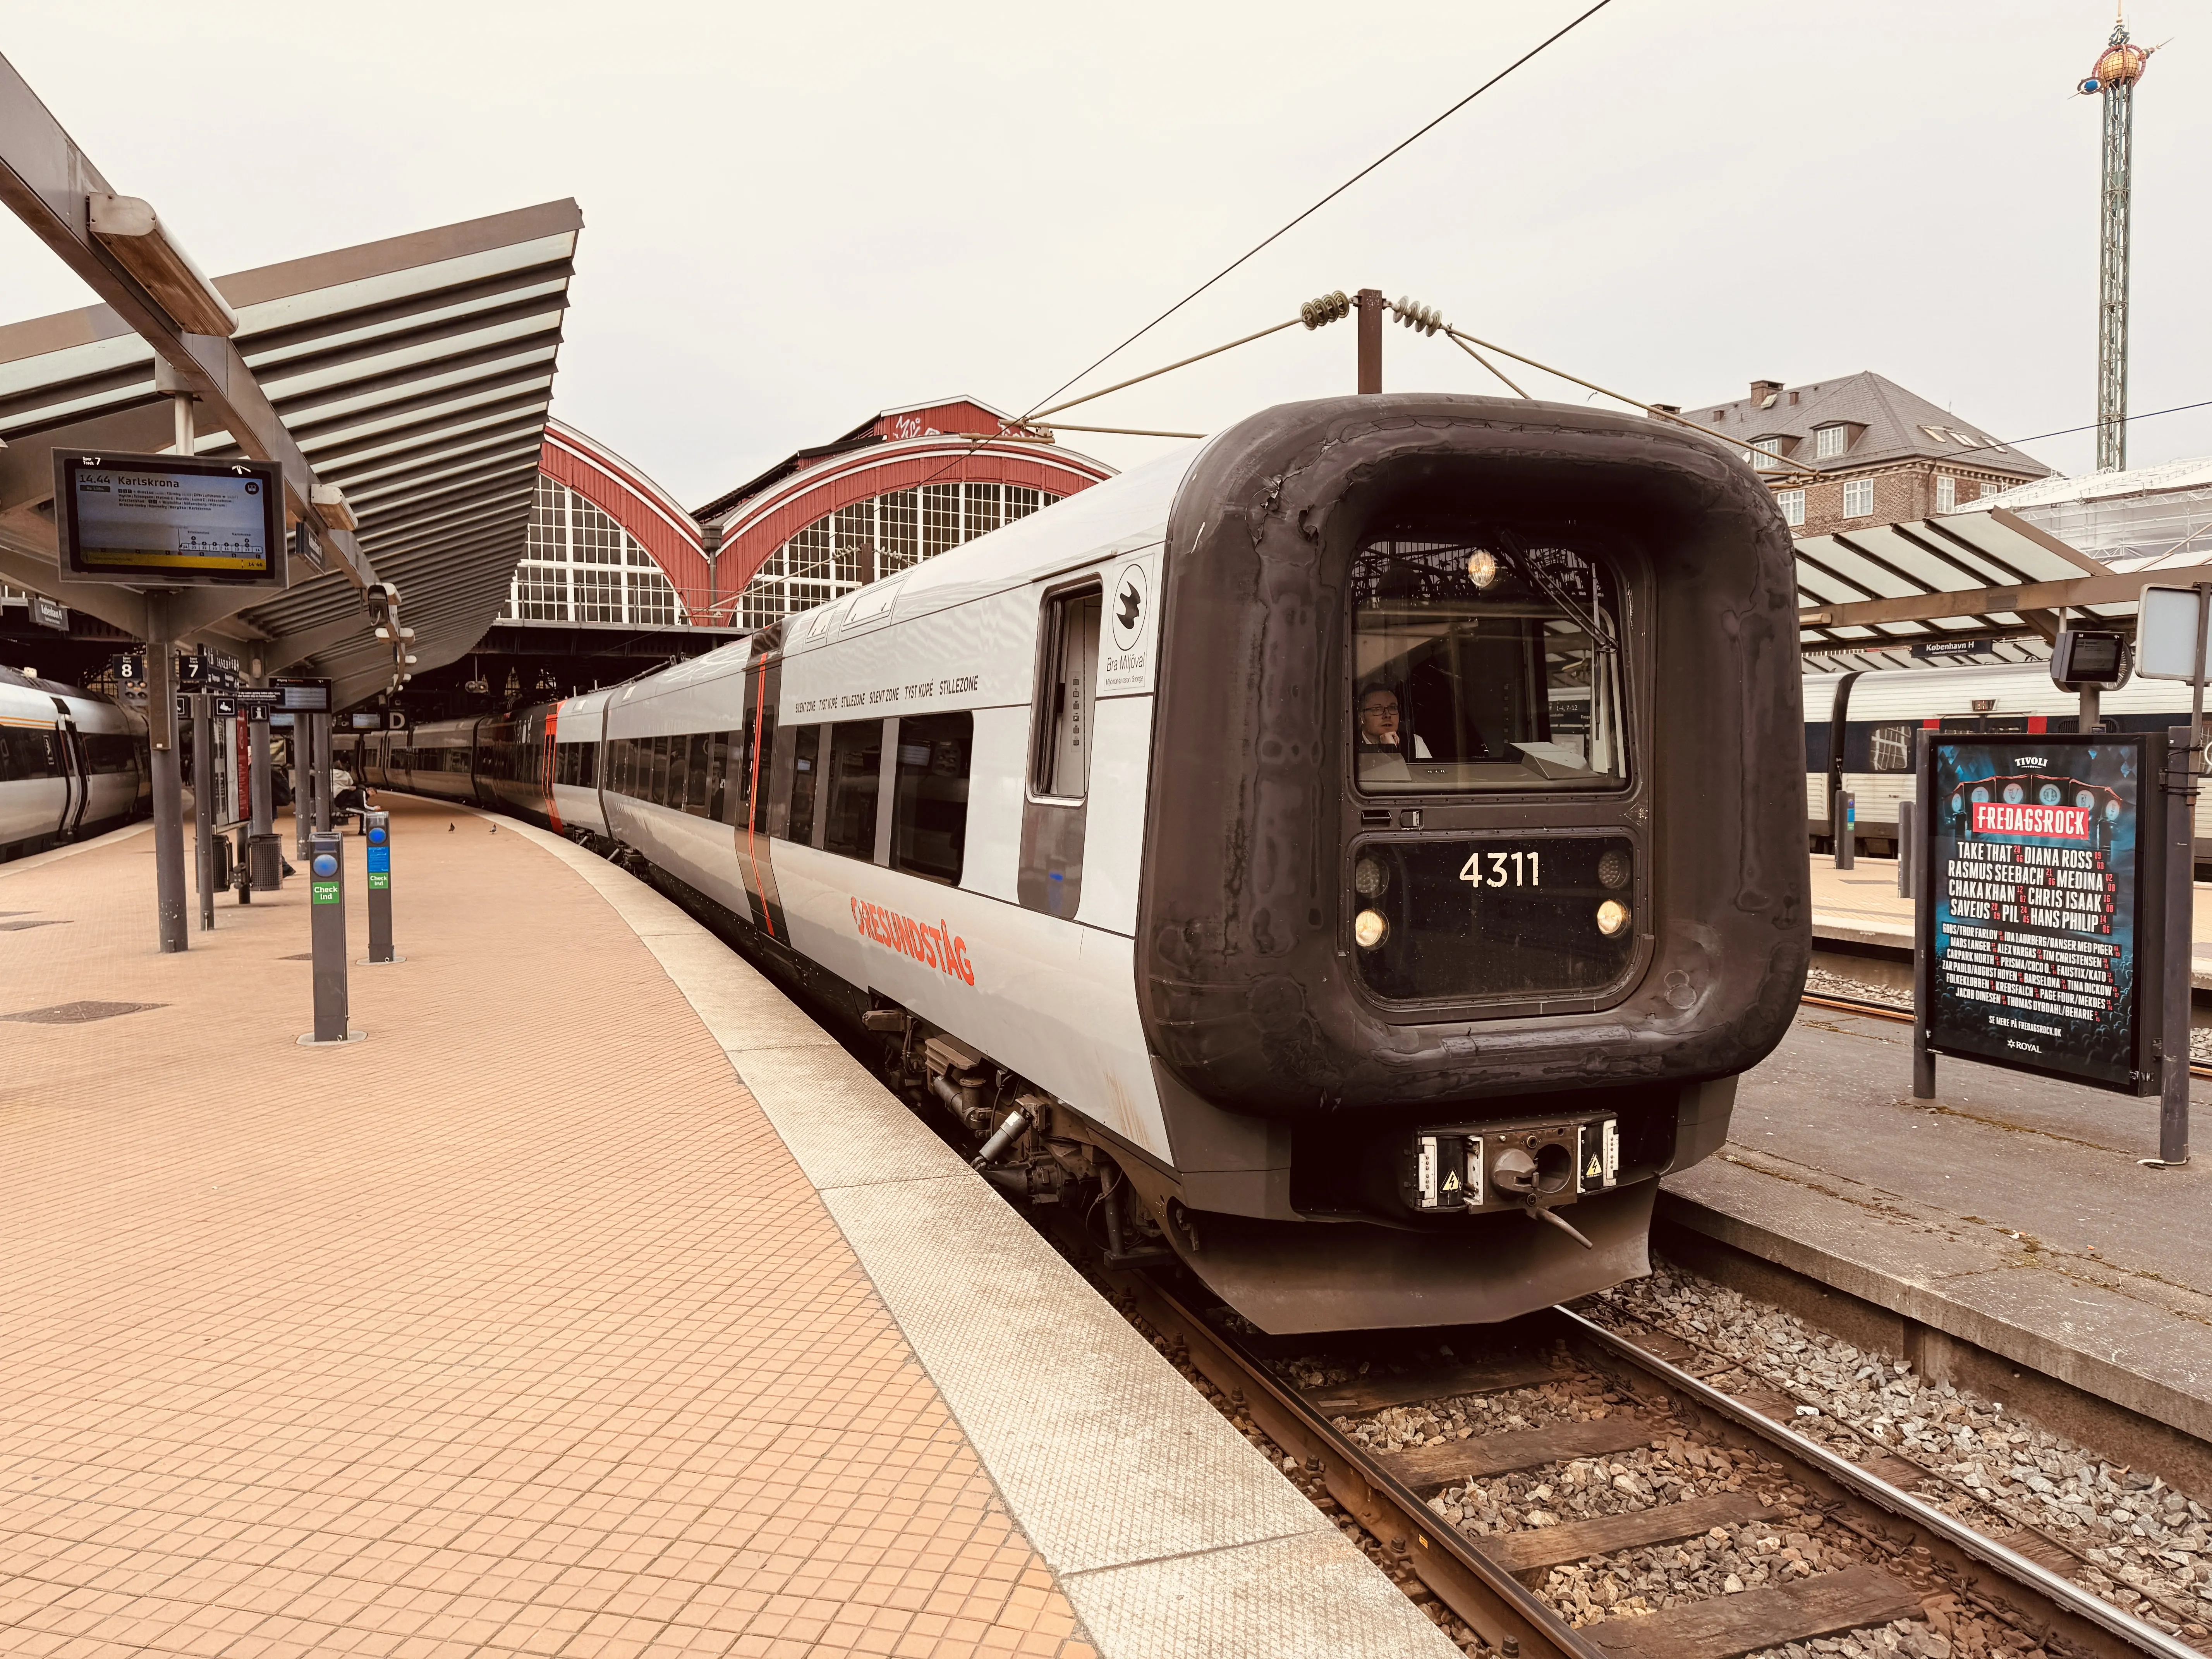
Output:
[{"xmin": 1686, "ymin": 371, "xmax": 2051, "ymax": 537}]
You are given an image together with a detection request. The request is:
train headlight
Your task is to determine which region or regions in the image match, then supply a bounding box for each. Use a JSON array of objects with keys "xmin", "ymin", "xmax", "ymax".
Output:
[
  {"xmin": 1467, "ymin": 550, "xmax": 1500, "ymax": 589},
  {"xmin": 1354, "ymin": 856, "xmax": 1390, "ymax": 899},
  {"xmin": 1354, "ymin": 909, "xmax": 1389, "ymax": 950},
  {"xmin": 1597, "ymin": 850, "xmax": 1630, "ymax": 890},
  {"xmin": 1595, "ymin": 899, "xmax": 1630, "ymax": 937}
]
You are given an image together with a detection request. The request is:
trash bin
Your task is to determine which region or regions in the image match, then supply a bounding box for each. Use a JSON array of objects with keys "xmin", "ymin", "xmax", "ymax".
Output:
[{"xmin": 250, "ymin": 831, "xmax": 285, "ymax": 891}]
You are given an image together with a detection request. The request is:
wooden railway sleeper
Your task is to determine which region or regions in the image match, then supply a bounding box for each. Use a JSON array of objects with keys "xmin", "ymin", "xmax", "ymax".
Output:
[{"xmin": 1124, "ymin": 1274, "xmax": 1607, "ymax": 1659}]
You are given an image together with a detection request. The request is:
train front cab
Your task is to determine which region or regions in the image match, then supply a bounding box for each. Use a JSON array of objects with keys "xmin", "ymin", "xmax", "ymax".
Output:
[{"xmin": 1128, "ymin": 394, "xmax": 1809, "ymax": 1330}]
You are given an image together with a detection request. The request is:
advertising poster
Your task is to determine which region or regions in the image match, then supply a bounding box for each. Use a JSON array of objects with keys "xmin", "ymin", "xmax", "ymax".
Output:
[{"xmin": 1922, "ymin": 736, "xmax": 2152, "ymax": 1092}]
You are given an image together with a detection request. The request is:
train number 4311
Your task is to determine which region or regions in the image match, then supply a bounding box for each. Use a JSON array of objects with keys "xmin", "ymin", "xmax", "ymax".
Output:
[{"xmin": 1459, "ymin": 849, "xmax": 1540, "ymax": 888}]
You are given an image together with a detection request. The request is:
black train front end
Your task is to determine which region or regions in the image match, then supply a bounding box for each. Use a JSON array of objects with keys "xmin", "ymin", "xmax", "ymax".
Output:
[{"xmin": 1126, "ymin": 394, "xmax": 1807, "ymax": 1331}]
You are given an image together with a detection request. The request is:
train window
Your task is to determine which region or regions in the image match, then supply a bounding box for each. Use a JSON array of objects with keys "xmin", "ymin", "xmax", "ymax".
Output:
[
  {"xmin": 823, "ymin": 720, "xmax": 883, "ymax": 859},
  {"xmin": 891, "ymin": 713, "xmax": 973, "ymax": 885},
  {"xmin": 1350, "ymin": 529, "xmax": 1626, "ymax": 793},
  {"xmin": 7, "ymin": 727, "xmax": 62, "ymax": 778},
  {"xmin": 650, "ymin": 734, "xmax": 672, "ymax": 805},
  {"xmin": 1869, "ymin": 724, "xmax": 1913, "ymax": 772},
  {"xmin": 1032, "ymin": 584, "xmax": 1101, "ymax": 799},
  {"xmin": 749, "ymin": 706, "xmax": 776, "ymax": 835},
  {"xmin": 0, "ymin": 731, "xmax": 11, "ymax": 780},
  {"xmin": 685, "ymin": 733, "xmax": 713, "ymax": 817},
  {"xmin": 579, "ymin": 742, "xmax": 597, "ymax": 788},
  {"xmin": 705, "ymin": 732, "xmax": 728, "ymax": 820},
  {"xmin": 83, "ymin": 733, "xmax": 137, "ymax": 774},
  {"xmin": 786, "ymin": 725, "xmax": 820, "ymax": 844}
]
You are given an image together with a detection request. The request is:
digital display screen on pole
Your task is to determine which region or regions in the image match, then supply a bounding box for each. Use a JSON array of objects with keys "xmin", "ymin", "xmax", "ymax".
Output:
[
  {"xmin": 1920, "ymin": 735, "xmax": 2156, "ymax": 1093},
  {"xmin": 53, "ymin": 452, "xmax": 286, "ymax": 588}
]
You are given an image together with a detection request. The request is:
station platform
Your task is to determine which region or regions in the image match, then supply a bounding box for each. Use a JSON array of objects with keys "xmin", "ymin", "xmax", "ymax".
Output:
[
  {"xmin": 1808, "ymin": 855, "xmax": 2212, "ymax": 993},
  {"xmin": 1661, "ymin": 997, "xmax": 2212, "ymax": 1486},
  {"xmin": 0, "ymin": 798, "xmax": 1452, "ymax": 1659}
]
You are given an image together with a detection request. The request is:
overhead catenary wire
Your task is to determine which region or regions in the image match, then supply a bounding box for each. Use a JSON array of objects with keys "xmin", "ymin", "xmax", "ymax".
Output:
[
  {"xmin": 1014, "ymin": 0, "xmax": 1621, "ymax": 426},
  {"xmin": 1026, "ymin": 317, "xmax": 1306, "ymax": 422},
  {"xmin": 1027, "ymin": 422, "xmax": 1209, "ymax": 439}
]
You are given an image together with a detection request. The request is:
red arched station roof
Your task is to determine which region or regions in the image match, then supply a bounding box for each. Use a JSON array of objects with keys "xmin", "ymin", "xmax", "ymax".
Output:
[
  {"xmin": 705, "ymin": 400, "xmax": 1113, "ymax": 611},
  {"xmin": 538, "ymin": 420, "xmax": 711, "ymax": 614}
]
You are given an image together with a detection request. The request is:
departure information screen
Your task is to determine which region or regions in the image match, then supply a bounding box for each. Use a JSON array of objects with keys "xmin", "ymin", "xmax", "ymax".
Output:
[
  {"xmin": 56, "ymin": 452, "xmax": 286, "ymax": 587},
  {"xmin": 1922, "ymin": 735, "xmax": 2151, "ymax": 1092}
]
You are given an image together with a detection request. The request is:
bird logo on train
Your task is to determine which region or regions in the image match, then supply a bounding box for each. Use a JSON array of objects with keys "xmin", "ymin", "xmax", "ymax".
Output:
[{"xmin": 1111, "ymin": 564, "xmax": 1147, "ymax": 651}]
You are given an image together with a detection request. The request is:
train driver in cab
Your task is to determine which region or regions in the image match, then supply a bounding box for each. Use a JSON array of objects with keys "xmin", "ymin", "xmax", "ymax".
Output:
[{"xmin": 1355, "ymin": 684, "xmax": 1431, "ymax": 783}]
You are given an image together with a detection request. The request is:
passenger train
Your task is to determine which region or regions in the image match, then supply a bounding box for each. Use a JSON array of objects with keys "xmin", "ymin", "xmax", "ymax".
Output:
[
  {"xmin": 343, "ymin": 394, "xmax": 1810, "ymax": 1333},
  {"xmin": 0, "ymin": 666, "xmax": 148, "ymax": 862},
  {"xmin": 1805, "ymin": 659, "xmax": 2212, "ymax": 862}
]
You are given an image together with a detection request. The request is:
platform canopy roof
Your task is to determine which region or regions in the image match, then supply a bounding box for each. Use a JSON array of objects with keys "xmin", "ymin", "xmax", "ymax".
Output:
[
  {"xmin": 0, "ymin": 53, "xmax": 580, "ymax": 710},
  {"xmin": 1794, "ymin": 505, "xmax": 2212, "ymax": 655}
]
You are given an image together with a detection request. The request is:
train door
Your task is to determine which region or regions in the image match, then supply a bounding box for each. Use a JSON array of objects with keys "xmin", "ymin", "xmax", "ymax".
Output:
[
  {"xmin": 1020, "ymin": 580, "xmax": 1101, "ymax": 918},
  {"xmin": 734, "ymin": 653, "xmax": 786, "ymax": 939},
  {"xmin": 54, "ymin": 716, "xmax": 89, "ymax": 838}
]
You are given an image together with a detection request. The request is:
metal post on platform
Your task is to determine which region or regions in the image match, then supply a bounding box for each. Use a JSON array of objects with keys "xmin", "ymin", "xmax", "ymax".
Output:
[
  {"xmin": 190, "ymin": 691, "xmax": 215, "ymax": 930},
  {"xmin": 300, "ymin": 831, "xmax": 359, "ymax": 1045},
  {"xmin": 1912, "ymin": 732, "xmax": 1936, "ymax": 1099},
  {"xmin": 313, "ymin": 711, "xmax": 333, "ymax": 834},
  {"xmin": 2155, "ymin": 590, "xmax": 2209, "ymax": 1170},
  {"xmin": 290, "ymin": 717, "xmax": 309, "ymax": 859},
  {"xmin": 1834, "ymin": 789, "xmax": 1856, "ymax": 870},
  {"xmin": 145, "ymin": 606, "xmax": 187, "ymax": 953},
  {"xmin": 1897, "ymin": 800, "xmax": 1915, "ymax": 900},
  {"xmin": 362, "ymin": 810, "xmax": 401, "ymax": 965},
  {"xmin": 246, "ymin": 702, "xmax": 273, "ymax": 891}
]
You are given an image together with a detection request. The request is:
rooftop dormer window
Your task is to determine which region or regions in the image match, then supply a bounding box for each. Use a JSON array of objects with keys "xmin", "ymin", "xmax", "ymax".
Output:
[
  {"xmin": 1746, "ymin": 436, "xmax": 1792, "ymax": 472},
  {"xmin": 1814, "ymin": 424, "xmax": 1850, "ymax": 460}
]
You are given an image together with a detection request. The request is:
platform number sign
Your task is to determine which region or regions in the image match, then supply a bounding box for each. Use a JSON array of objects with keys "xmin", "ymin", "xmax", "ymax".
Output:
[{"xmin": 1916, "ymin": 733, "xmax": 2162, "ymax": 1094}]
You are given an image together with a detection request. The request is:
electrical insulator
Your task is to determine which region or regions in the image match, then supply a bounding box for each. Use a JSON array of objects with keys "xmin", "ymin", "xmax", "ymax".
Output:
[
  {"xmin": 1392, "ymin": 296, "xmax": 1446, "ymax": 336},
  {"xmin": 1300, "ymin": 289, "xmax": 1352, "ymax": 330}
]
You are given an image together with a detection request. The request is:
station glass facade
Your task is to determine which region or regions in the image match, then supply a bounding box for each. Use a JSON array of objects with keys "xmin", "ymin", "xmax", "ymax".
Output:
[
  {"xmin": 502, "ymin": 477, "xmax": 687, "ymax": 627},
  {"xmin": 737, "ymin": 482, "xmax": 1056, "ymax": 630}
]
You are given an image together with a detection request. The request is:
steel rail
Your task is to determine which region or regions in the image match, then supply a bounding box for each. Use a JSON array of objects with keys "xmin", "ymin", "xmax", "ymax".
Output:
[
  {"xmin": 1120, "ymin": 1273, "xmax": 1608, "ymax": 1659},
  {"xmin": 1562, "ymin": 1308, "xmax": 2202, "ymax": 1659}
]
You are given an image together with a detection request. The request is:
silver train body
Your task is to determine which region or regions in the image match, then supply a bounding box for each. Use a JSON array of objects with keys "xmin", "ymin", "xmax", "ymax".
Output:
[
  {"xmin": 1805, "ymin": 661, "xmax": 2212, "ymax": 860},
  {"xmin": 0, "ymin": 667, "xmax": 149, "ymax": 862},
  {"xmin": 350, "ymin": 395, "xmax": 1809, "ymax": 1332}
]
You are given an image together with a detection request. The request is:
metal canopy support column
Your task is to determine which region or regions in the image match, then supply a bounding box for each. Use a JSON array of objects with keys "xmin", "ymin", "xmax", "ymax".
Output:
[
  {"xmin": 145, "ymin": 596, "xmax": 185, "ymax": 953},
  {"xmin": 190, "ymin": 691, "xmax": 214, "ymax": 930}
]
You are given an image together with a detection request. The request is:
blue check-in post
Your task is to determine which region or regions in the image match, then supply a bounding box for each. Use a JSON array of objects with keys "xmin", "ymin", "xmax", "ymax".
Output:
[{"xmin": 363, "ymin": 811, "xmax": 401, "ymax": 965}]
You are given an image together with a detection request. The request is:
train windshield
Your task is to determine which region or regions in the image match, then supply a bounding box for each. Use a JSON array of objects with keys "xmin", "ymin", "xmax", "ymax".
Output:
[{"xmin": 1350, "ymin": 529, "xmax": 1626, "ymax": 793}]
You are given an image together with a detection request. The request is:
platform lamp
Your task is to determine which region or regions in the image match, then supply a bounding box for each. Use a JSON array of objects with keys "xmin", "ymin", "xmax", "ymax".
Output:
[{"xmin": 87, "ymin": 195, "xmax": 239, "ymax": 338}]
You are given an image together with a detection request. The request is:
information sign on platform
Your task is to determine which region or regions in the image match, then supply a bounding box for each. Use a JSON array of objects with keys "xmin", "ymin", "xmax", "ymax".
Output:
[
  {"xmin": 1917, "ymin": 733, "xmax": 2162, "ymax": 1094},
  {"xmin": 273, "ymin": 677, "xmax": 332, "ymax": 713},
  {"xmin": 53, "ymin": 452, "xmax": 286, "ymax": 588}
]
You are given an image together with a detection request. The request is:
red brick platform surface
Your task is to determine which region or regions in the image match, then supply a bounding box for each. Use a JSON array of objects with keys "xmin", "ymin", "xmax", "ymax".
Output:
[{"xmin": 0, "ymin": 799, "xmax": 1092, "ymax": 1658}]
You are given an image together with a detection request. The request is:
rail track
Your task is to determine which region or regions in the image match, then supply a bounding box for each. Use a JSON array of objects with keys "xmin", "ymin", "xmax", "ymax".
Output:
[
  {"xmin": 1108, "ymin": 1270, "xmax": 2203, "ymax": 1659},
  {"xmin": 1800, "ymin": 991, "xmax": 2212, "ymax": 1082}
]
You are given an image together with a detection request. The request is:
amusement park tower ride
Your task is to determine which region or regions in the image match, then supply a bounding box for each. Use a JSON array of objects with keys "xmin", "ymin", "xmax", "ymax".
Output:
[{"xmin": 2078, "ymin": 13, "xmax": 2154, "ymax": 473}]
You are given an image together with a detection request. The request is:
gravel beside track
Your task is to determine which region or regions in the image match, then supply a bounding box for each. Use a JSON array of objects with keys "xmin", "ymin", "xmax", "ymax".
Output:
[{"xmin": 1580, "ymin": 1264, "xmax": 2212, "ymax": 1645}]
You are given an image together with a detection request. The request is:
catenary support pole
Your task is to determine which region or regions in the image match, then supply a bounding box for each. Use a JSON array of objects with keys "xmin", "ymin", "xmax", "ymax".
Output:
[
  {"xmin": 145, "ymin": 597, "xmax": 186, "ymax": 953},
  {"xmin": 1897, "ymin": 799, "xmax": 1915, "ymax": 900},
  {"xmin": 247, "ymin": 704, "xmax": 276, "ymax": 891},
  {"xmin": 190, "ymin": 691, "xmax": 215, "ymax": 930},
  {"xmin": 1356, "ymin": 288, "xmax": 1383, "ymax": 393},
  {"xmin": 1834, "ymin": 789, "xmax": 1856, "ymax": 870},
  {"xmin": 290, "ymin": 718, "xmax": 309, "ymax": 859}
]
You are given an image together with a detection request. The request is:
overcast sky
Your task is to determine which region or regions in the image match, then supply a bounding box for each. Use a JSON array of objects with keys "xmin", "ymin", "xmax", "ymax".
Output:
[{"xmin": 4, "ymin": 2, "xmax": 2206, "ymax": 506}]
